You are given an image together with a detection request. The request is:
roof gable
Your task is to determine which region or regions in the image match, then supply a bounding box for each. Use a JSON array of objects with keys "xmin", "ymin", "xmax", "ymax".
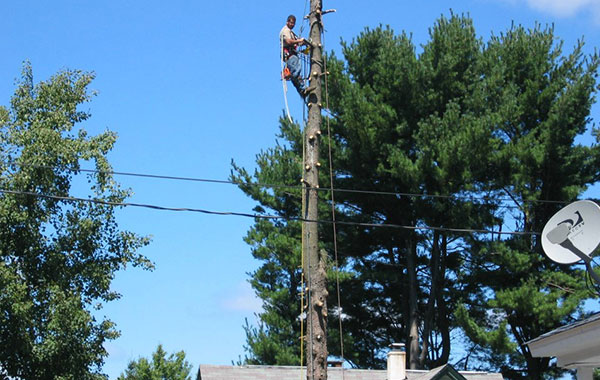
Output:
[
  {"xmin": 414, "ymin": 364, "xmax": 467, "ymax": 380},
  {"xmin": 527, "ymin": 312, "xmax": 600, "ymax": 368}
]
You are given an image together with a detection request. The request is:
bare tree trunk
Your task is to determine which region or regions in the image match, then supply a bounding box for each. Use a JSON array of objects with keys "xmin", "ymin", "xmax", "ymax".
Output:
[
  {"xmin": 406, "ymin": 239, "xmax": 420, "ymax": 369},
  {"xmin": 437, "ymin": 234, "xmax": 450, "ymax": 365},
  {"xmin": 419, "ymin": 231, "xmax": 440, "ymax": 367},
  {"xmin": 304, "ymin": 1, "xmax": 326, "ymax": 379}
]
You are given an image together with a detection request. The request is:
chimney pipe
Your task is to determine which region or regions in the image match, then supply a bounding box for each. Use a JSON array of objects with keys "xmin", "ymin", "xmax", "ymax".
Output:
[{"xmin": 387, "ymin": 343, "xmax": 406, "ymax": 380}]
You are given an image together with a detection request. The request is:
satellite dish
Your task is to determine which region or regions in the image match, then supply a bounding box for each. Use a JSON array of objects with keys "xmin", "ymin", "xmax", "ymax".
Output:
[{"xmin": 541, "ymin": 200, "xmax": 600, "ymax": 264}]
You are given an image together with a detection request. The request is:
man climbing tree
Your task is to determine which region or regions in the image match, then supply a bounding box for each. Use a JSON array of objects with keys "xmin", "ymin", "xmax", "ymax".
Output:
[
  {"xmin": 236, "ymin": 13, "xmax": 600, "ymax": 380},
  {"xmin": 280, "ymin": 14, "xmax": 307, "ymax": 97}
]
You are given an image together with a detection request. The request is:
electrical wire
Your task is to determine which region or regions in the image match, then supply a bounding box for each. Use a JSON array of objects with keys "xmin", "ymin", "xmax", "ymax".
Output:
[
  {"xmin": 585, "ymin": 257, "xmax": 600, "ymax": 296},
  {"xmin": 0, "ymin": 188, "xmax": 542, "ymax": 236},
  {"xmin": 300, "ymin": 33, "xmax": 308, "ymax": 378},
  {"xmin": 7, "ymin": 163, "xmax": 574, "ymax": 206},
  {"xmin": 299, "ymin": 0, "xmax": 309, "ymax": 36},
  {"xmin": 322, "ymin": 23, "xmax": 346, "ymax": 375}
]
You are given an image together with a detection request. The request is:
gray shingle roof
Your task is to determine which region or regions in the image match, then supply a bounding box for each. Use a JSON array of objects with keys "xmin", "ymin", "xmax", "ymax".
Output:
[
  {"xmin": 197, "ymin": 364, "xmax": 504, "ymax": 380},
  {"xmin": 526, "ymin": 311, "xmax": 600, "ymax": 345}
]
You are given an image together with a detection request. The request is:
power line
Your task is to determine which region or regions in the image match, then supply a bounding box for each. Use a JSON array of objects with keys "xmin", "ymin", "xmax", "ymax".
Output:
[
  {"xmin": 7, "ymin": 163, "xmax": 573, "ymax": 206},
  {"xmin": 0, "ymin": 188, "xmax": 540, "ymax": 236}
]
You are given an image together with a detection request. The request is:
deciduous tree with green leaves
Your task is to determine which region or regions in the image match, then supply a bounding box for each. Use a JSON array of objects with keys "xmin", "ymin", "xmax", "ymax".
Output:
[{"xmin": 0, "ymin": 63, "xmax": 152, "ymax": 379}]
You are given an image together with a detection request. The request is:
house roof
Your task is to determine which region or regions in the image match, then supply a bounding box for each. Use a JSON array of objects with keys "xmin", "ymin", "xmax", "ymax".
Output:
[
  {"xmin": 527, "ymin": 311, "xmax": 600, "ymax": 369},
  {"xmin": 416, "ymin": 364, "xmax": 494, "ymax": 380},
  {"xmin": 527, "ymin": 312, "xmax": 600, "ymax": 345},
  {"xmin": 196, "ymin": 364, "xmax": 504, "ymax": 380}
]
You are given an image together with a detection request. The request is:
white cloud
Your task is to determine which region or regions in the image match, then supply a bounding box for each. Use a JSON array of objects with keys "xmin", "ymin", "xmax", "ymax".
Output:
[
  {"xmin": 490, "ymin": 0, "xmax": 600, "ymax": 25},
  {"xmin": 221, "ymin": 282, "xmax": 264, "ymax": 313},
  {"xmin": 525, "ymin": 0, "xmax": 599, "ymax": 17}
]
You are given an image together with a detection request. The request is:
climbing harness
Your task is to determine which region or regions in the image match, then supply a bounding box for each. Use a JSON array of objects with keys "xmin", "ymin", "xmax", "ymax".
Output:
[
  {"xmin": 280, "ymin": 28, "xmax": 311, "ymax": 123},
  {"xmin": 280, "ymin": 34, "xmax": 293, "ymax": 124}
]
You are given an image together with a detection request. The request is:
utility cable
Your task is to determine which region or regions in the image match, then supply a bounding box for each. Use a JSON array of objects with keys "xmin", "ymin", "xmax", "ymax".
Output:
[
  {"xmin": 300, "ymin": 74, "xmax": 308, "ymax": 380},
  {"xmin": 0, "ymin": 188, "xmax": 543, "ymax": 236},
  {"xmin": 322, "ymin": 27, "xmax": 346, "ymax": 375},
  {"xmin": 6, "ymin": 163, "xmax": 573, "ymax": 207},
  {"xmin": 299, "ymin": 0, "xmax": 310, "ymax": 36},
  {"xmin": 585, "ymin": 256, "xmax": 600, "ymax": 297}
]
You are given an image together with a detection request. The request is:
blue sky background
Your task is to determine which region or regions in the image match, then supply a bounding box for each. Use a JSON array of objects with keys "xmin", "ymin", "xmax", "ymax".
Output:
[{"xmin": 2, "ymin": 1, "xmax": 600, "ymax": 378}]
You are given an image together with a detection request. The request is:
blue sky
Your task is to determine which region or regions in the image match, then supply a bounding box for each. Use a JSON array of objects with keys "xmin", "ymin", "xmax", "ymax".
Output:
[{"xmin": 2, "ymin": 1, "xmax": 600, "ymax": 378}]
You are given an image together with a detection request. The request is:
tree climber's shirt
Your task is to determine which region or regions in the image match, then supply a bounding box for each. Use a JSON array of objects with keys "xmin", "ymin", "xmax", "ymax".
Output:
[{"xmin": 280, "ymin": 25, "xmax": 298, "ymax": 61}]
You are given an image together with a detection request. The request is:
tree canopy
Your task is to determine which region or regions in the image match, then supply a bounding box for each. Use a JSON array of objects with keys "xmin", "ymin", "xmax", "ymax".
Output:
[
  {"xmin": 118, "ymin": 345, "xmax": 192, "ymax": 380},
  {"xmin": 0, "ymin": 63, "xmax": 152, "ymax": 379},
  {"xmin": 233, "ymin": 14, "xmax": 600, "ymax": 380}
]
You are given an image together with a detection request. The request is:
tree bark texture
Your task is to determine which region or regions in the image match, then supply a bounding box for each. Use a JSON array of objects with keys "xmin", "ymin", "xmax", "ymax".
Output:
[
  {"xmin": 437, "ymin": 235, "xmax": 450, "ymax": 365},
  {"xmin": 419, "ymin": 232, "xmax": 440, "ymax": 367},
  {"xmin": 407, "ymin": 239, "xmax": 420, "ymax": 369},
  {"xmin": 304, "ymin": 1, "xmax": 327, "ymax": 380}
]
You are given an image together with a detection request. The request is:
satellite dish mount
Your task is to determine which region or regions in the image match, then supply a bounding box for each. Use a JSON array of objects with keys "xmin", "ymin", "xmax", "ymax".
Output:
[{"xmin": 542, "ymin": 200, "xmax": 600, "ymax": 286}]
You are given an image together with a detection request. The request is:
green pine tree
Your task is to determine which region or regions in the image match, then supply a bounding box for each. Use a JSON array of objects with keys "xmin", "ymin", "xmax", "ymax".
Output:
[
  {"xmin": 118, "ymin": 345, "xmax": 192, "ymax": 380},
  {"xmin": 455, "ymin": 24, "xmax": 600, "ymax": 380},
  {"xmin": 231, "ymin": 119, "xmax": 305, "ymax": 365},
  {"xmin": 234, "ymin": 14, "xmax": 600, "ymax": 379}
]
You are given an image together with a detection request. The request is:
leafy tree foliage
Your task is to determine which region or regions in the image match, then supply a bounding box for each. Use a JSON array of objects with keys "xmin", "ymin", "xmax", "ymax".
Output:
[
  {"xmin": 118, "ymin": 345, "xmax": 192, "ymax": 380},
  {"xmin": 0, "ymin": 63, "xmax": 151, "ymax": 379},
  {"xmin": 234, "ymin": 14, "xmax": 600, "ymax": 380}
]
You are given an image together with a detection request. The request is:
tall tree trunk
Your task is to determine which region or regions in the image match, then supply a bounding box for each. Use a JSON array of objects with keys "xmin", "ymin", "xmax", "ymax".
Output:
[
  {"xmin": 407, "ymin": 238, "xmax": 421, "ymax": 369},
  {"xmin": 304, "ymin": 1, "xmax": 326, "ymax": 379},
  {"xmin": 419, "ymin": 231, "xmax": 440, "ymax": 367},
  {"xmin": 436, "ymin": 234, "xmax": 450, "ymax": 365}
]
